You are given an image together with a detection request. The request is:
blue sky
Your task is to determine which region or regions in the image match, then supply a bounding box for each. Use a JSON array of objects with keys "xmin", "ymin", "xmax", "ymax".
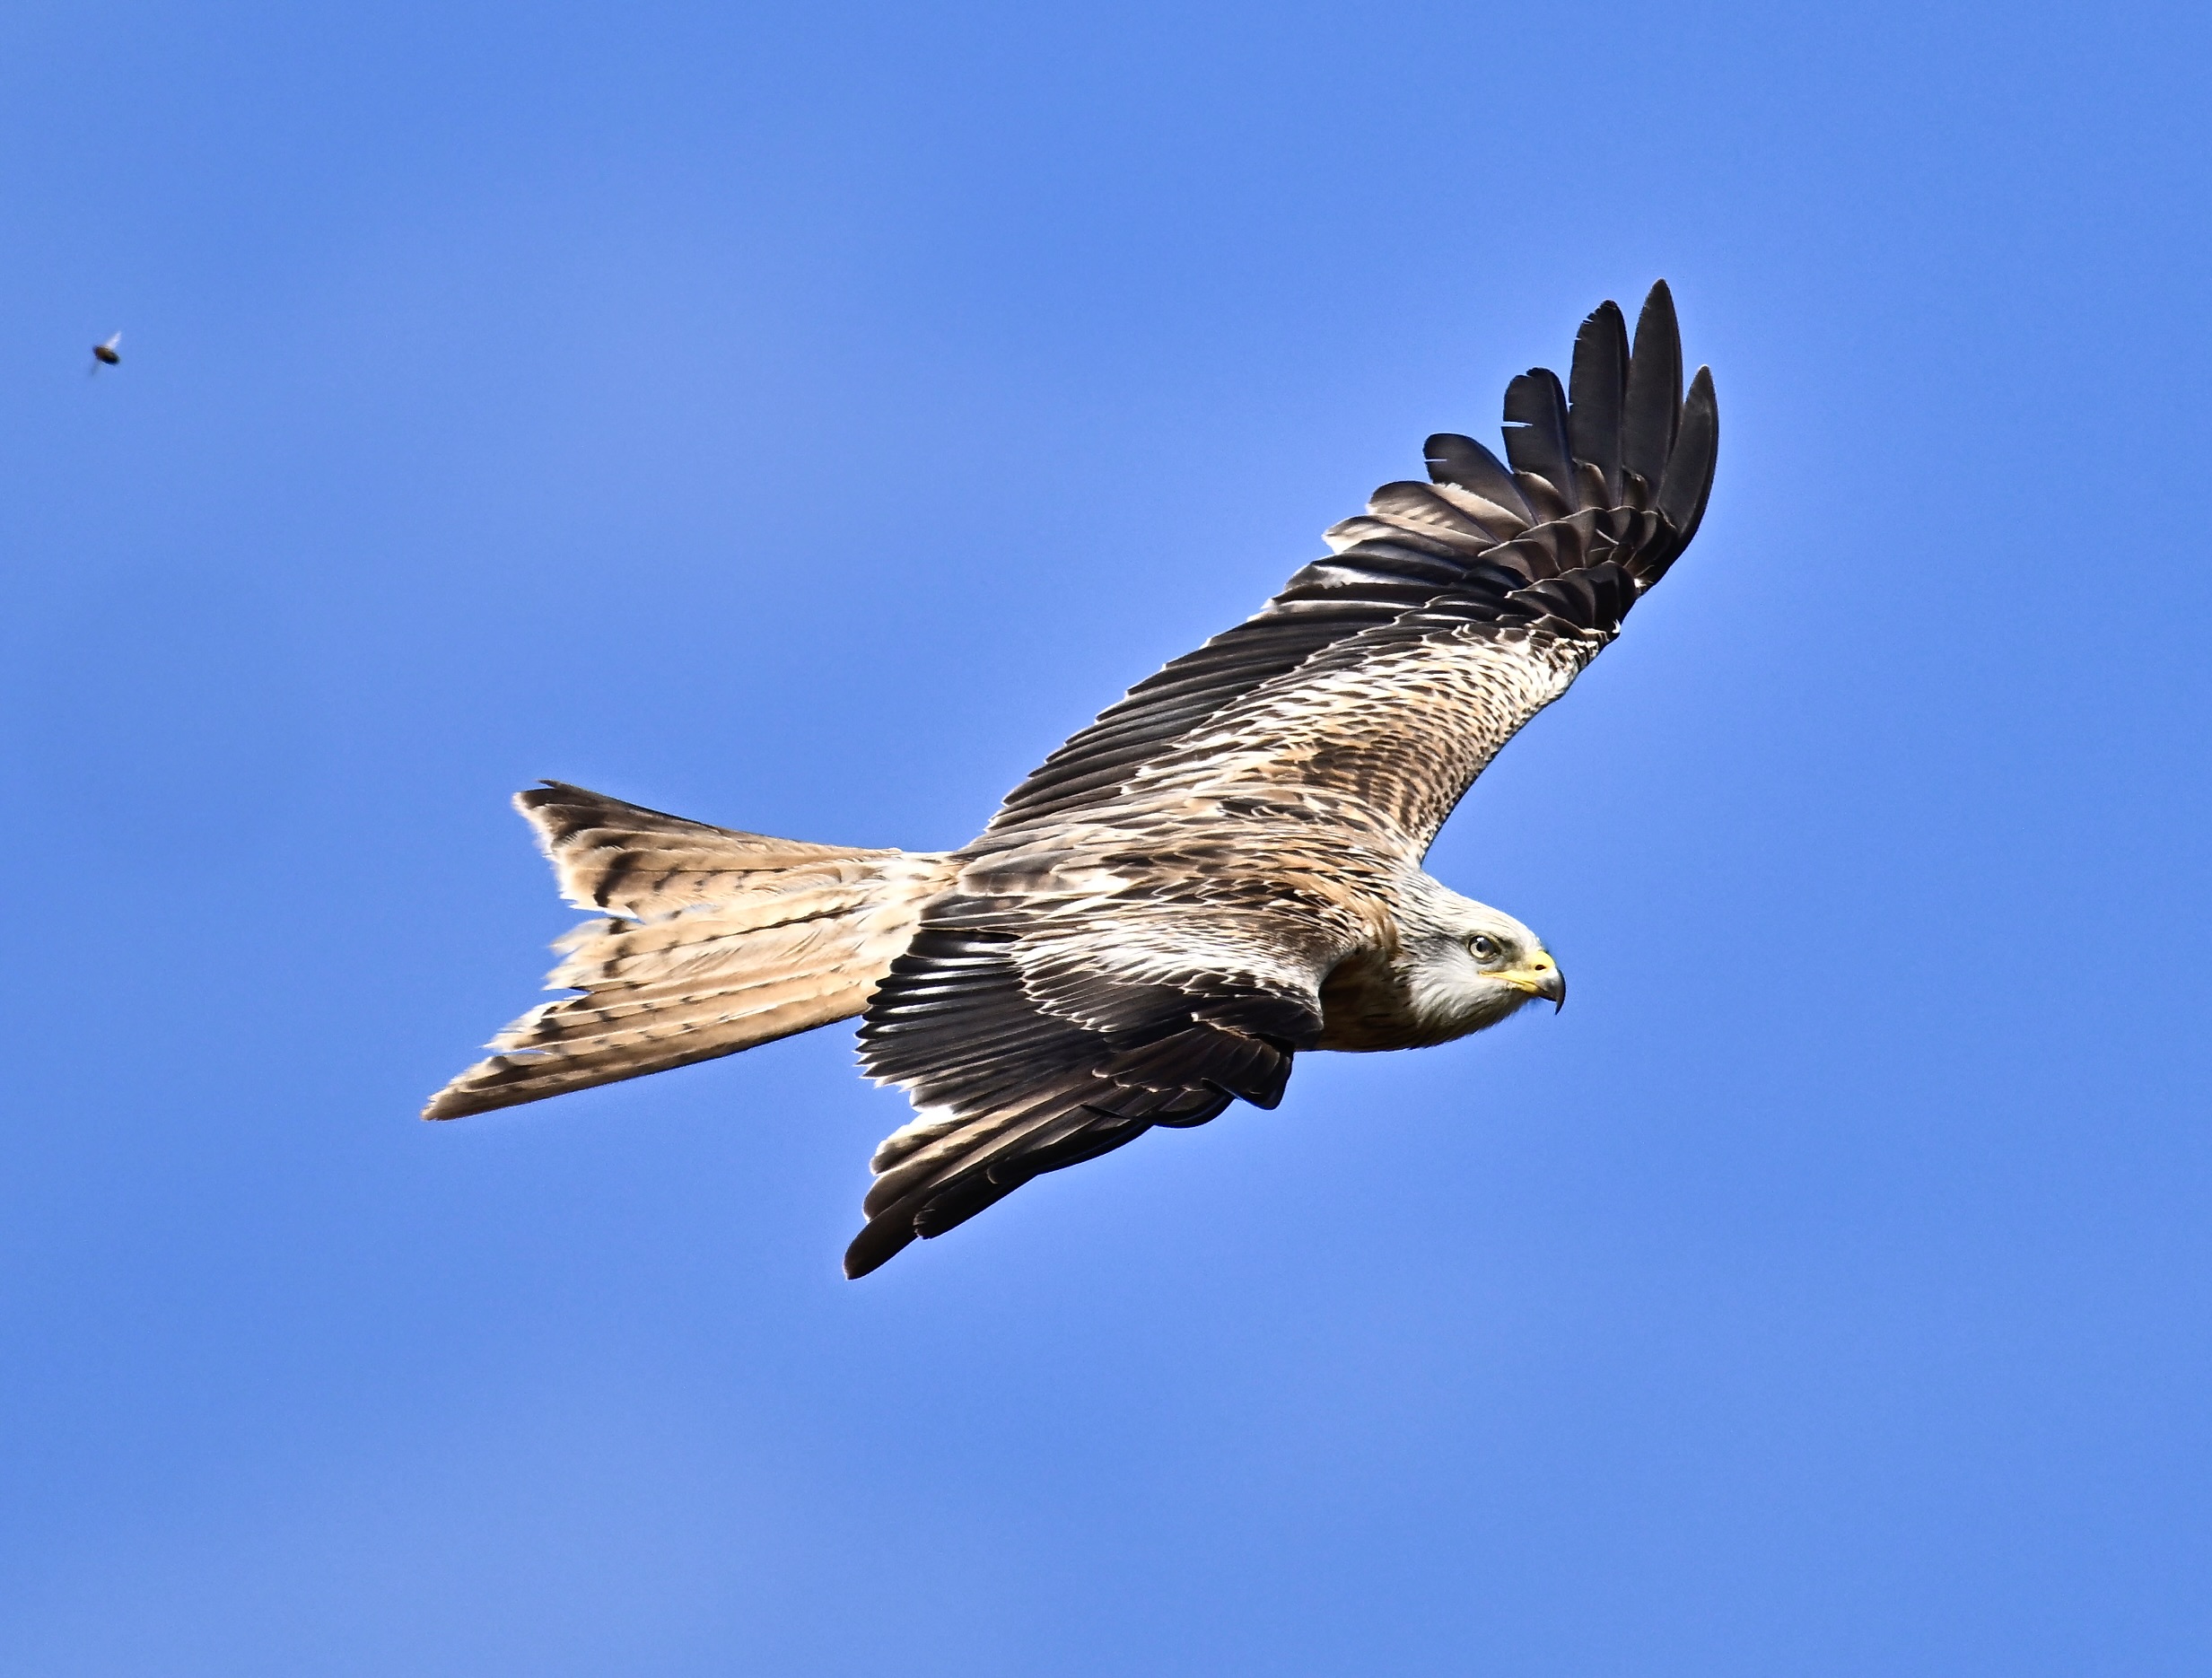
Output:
[{"xmin": 4, "ymin": 0, "xmax": 2209, "ymax": 1672}]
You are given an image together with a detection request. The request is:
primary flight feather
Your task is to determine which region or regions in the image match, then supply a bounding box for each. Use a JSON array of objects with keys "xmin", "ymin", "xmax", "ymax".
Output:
[{"xmin": 426, "ymin": 282, "xmax": 1719, "ymax": 1277}]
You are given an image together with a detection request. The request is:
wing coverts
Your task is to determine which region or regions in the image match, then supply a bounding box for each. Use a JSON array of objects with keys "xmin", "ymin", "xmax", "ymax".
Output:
[{"xmin": 991, "ymin": 284, "xmax": 1713, "ymax": 832}]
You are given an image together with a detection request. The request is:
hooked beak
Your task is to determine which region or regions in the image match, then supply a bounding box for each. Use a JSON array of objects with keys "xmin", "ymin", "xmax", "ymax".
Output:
[{"xmin": 1500, "ymin": 956, "xmax": 1567, "ymax": 1012}]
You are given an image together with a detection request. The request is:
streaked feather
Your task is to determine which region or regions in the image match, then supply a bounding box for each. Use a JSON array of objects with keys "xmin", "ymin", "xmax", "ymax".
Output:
[{"xmin": 424, "ymin": 785, "xmax": 954, "ymax": 1118}]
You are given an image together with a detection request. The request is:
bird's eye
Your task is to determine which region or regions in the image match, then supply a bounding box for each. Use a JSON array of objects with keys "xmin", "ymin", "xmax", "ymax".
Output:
[{"xmin": 1467, "ymin": 934, "xmax": 1501, "ymax": 962}]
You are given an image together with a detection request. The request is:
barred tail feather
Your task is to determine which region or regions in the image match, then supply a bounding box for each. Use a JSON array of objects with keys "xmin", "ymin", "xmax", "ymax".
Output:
[{"xmin": 424, "ymin": 782, "xmax": 953, "ymax": 1119}]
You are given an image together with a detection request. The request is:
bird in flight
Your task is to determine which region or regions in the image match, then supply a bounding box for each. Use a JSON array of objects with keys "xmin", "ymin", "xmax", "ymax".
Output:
[{"xmin": 427, "ymin": 282, "xmax": 1718, "ymax": 1277}]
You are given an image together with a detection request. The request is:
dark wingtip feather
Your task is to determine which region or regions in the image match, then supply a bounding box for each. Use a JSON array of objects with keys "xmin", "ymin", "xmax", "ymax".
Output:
[
  {"xmin": 844, "ymin": 1214, "xmax": 918, "ymax": 1278},
  {"xmin": 1657, "ymin": 364, "xmax": 1718, "ymax": 546},
  {"xmin": 1500, "ymin": 368, "xmax": 1576, "ymax": 507},
  {"xmin": 1621, "ymin": 281, "xmax": 1683, "ymax": 488},
  {"xmin": 1566, "ymin": 301, "xmax": 1629, "ymax": 499},
  {"xmin": 1423, "ymin": 432, "xmax": 1532, "ymax": 519}
]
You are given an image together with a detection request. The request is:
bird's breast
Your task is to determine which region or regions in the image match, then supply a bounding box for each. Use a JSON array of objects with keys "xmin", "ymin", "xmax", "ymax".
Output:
[{"xmin": 1316, "ymin": 946, "xmax": 1447, "ymax": 1052}]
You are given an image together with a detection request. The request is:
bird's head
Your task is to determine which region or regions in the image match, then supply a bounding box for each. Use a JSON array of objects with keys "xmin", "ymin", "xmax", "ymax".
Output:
[{"xmin": 1393, "ymin": 878, "xmax": 1565, "ymax": 1040}]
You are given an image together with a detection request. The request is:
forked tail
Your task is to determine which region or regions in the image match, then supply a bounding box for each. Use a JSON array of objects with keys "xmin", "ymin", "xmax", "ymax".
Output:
[{"xmin": 424, "ymin": 782, "xmax": 953, "ymax": 1119}]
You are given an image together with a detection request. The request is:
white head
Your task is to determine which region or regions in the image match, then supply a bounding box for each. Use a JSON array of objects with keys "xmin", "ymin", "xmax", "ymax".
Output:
[{"xmin": 1379, "ymin": 875, "xmax": 1565, "ymax": 1044}]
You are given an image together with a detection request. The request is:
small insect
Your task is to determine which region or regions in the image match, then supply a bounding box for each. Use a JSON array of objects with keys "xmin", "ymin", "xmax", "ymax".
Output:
[{"xmin": 91, "ymin": 332, "xmax": 122, "ymax": 369}]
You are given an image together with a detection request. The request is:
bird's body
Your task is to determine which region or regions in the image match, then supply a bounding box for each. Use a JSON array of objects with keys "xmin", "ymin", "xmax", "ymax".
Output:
[{"xmin": 427, "ymin": 283, "xmax": 1718, "ymax": 1276}]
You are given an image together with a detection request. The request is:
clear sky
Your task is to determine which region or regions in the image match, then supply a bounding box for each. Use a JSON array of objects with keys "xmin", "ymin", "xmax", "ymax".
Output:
[{"xmin": 4, "ymin": 1, "xmax": 2209, "ymax": 1672}]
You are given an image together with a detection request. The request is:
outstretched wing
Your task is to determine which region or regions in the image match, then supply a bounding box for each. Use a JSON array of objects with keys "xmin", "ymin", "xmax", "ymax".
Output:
[
  {"xmin": 1118, "ymin": 472, "xmax": 1709, "ymax": 851},
  {"xmin": 847, "ymin": 878, "xmax": 1348, "ymax": 1277},
  {"xmin": 990, "ymin": 281, "xmax": 1717, "ymax": 843},
  {"xmin": 845, "ymin": 284, "xmax": 1718, "ymax": 1273}
]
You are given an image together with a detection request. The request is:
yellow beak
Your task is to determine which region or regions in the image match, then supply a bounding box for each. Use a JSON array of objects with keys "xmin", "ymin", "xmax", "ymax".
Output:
[{"xmin": 1499, "ymin": 955, "xmax": 1567, "ymax": 1011}]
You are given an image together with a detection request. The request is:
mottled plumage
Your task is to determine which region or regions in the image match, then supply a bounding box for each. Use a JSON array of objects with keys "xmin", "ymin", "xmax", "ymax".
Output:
[{"xmin": 427, "ymin": 283, "xmax": 1718, "ymax": 1277}]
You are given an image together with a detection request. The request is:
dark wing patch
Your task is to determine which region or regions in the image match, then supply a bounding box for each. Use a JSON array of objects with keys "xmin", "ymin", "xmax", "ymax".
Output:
[
  {"xmin": 988, "ymin": 281, "xmax": 1716, "ymax": 832},
  {"xmin": 848, "ymin": 922, "xmax": 1321, "ymax": 1276}
]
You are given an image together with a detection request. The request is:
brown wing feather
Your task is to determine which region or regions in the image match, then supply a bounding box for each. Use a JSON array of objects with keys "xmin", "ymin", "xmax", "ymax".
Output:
[
  {"xmin": 1119, "ymin": 526, "xmax": 1642, "ymax": 852},
  {"xmin": 988, "ymin": 283, "xmax": 1716, "ymax": 841},
  {"xmin": 847, "ymin": 868, "xmax": 1351, "ymax": 1274}
]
